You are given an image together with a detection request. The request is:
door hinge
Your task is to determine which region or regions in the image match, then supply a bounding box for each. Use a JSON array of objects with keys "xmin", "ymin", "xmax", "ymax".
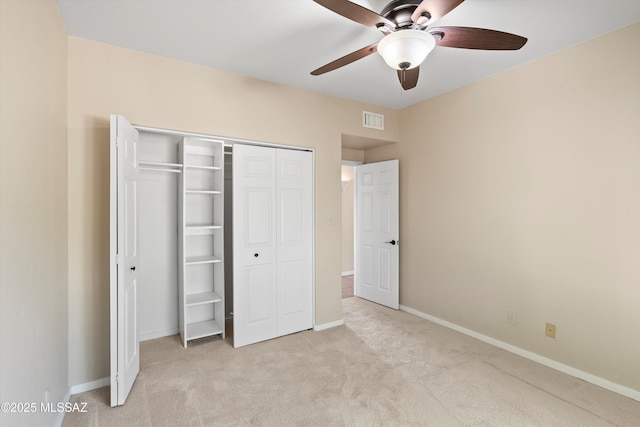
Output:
[{"xmin": 115, "ymin": 372, "xmax": 119, "ymax": 383}]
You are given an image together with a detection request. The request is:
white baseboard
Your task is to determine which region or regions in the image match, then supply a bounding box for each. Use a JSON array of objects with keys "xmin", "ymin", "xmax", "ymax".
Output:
[
  {"xmin": 341, "ymin": 271, "xmax": 354, "ymax": 277},
  {"xmin": 55, "ymin": 410, "xmax": 66, "ymax": 427},
  {"xmin": 54, "ymin": 387, "xmax": 72, "ymax": 427},
  {"xmin": 139, "ymin": 327, "xmax": 179, "ymax": 342},
  {"xmin": 313, "ymin": 319, "xmax": 344, "ymax": 331},
  {"xmin": 399, "ymin": 305, "xmax": 640, "ymax": 402},
  {"xmin": 70, "ymin": 377, "xmax": 109, "ymax": 395}
]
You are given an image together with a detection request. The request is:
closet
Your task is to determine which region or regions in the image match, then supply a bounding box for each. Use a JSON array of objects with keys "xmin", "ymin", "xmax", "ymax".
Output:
[
  {"xmin": 232, "ymin": 144, "xmax": 313, "ymax": 347},
  {"xmin": 109, "ymin": 115, "xmax": 314, "ymax": 406},
  {"xmin": 123, "ymin": 125, "xmax": 227, "ymax": 347}
]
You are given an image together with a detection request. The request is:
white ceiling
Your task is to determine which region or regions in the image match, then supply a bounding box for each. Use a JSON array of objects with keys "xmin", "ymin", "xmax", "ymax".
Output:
[{"xmin": 56, "ymin": 0, "xmax": 640, "ymax": 110}]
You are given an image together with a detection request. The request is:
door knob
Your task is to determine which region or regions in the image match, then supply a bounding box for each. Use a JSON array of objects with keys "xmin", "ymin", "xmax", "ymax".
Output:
[
  {"xmin": 130, "ymin": 266, "xmax": 136, "ymax": 271},
  {"xmin": 385, "ymin": 240, "xmax": 397, "ymax": 245}
]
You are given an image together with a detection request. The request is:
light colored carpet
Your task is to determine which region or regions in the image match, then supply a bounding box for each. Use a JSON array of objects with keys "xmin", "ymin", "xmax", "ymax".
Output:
[{"xmin": 63, "ymin": 298, "xmax": 640, "ymax": 426}]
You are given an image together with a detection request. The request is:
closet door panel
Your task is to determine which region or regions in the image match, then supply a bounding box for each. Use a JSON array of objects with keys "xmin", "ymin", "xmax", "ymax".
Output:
[
  {"xmin": 280, "ymin": 260, "xmax": 304, "ymax": 316},
  {"xmin": 247, "ymin": 264, "xmax": 275, "ymax": 323},
  {"xmin": 276, "ymin": 149, "xmax": 313, "ymax": 336},
  {"xmin": 245, "ymin": 189, "xmax": 273, "ymax": 245},
  {"xmin": 233, "ymin": 145, "xmax": 277, "ymax": 347}
]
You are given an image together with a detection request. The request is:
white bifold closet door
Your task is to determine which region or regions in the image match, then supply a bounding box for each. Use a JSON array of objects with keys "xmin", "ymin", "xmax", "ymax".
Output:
[
  {"xmin": 109, "ymin": 115, "xmax": 140, "ymax": 406},
  {"xmin": 233, "ymin": 144, "xmax": 313, "ymax": 347}
]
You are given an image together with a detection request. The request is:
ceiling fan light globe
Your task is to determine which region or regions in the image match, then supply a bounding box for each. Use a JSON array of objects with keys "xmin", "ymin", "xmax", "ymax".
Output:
[{"xmin": 377, "ymin": 30, "xmax": 436, "ymax": 70}]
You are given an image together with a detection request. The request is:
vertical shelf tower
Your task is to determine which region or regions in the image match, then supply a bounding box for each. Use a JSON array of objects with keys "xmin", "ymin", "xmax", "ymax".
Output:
[{"xmin": 178, "ymin": 137, "xmax": 225, "ymax": 347}]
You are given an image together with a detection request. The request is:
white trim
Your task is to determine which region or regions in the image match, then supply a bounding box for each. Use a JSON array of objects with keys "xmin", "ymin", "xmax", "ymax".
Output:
[
  {"xmin": 109, "ymin": 115, "xmax": 118, "ymax": 406},
  {"xmin": 70, "ymin": 377, "xmax": 110, "ymax": 395},
  {"xmin": 55, "ymin": 410, "xmax": 66, "ymax": 427},
  {"xmin": 341, "ymin": 271, "xmax": 354, "ymax": 277},
  {"xmin": 399, "ymin": 305, "xmax": 640, "ymax": 402},
  {"xmin": 134, "ymin": 124, "xmax": 312, "ymax": 153},
  {"xmin": 312, "ymin": 151, "xmax": 316, "ymax": 337},
  {"xmin": 54, "ymin": 387, "xmax": 71, "ymax": 427},
  {"xmin": 139, "ymin": 328, "xmax": 179, "ymax": 342},
  {"xmin": 341, "ymin": 160, "xmax": 363, "ymax": 166},
  {"xmin": 313, "ymin": 319, "xmax": 344, "ymax": 331}
]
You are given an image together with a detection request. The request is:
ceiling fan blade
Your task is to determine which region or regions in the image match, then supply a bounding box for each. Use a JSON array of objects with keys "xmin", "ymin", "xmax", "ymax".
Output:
[
  {"xmin": 311, "ymin": 43, "xmax": 378, "ymax": 76},
  {"xmin": 397, "ymin": 67, "xmax": 420, "ymax": 90},
  {"xmin": 314, "ymin": 0, "xmax": 395, "ymax": 29},
  {"xmin": 429, "ymin": 26, "xmax": 527, "ymax": 50},
  {"xmin": 411, "ymin": 0, "xmax": 465, "ymax": 24}
]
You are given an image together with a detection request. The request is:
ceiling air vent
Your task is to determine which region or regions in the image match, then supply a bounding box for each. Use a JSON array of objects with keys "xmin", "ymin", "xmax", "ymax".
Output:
[{"xmin": 362, "ymin": 111, "xmax": 384, "ymax": 130}]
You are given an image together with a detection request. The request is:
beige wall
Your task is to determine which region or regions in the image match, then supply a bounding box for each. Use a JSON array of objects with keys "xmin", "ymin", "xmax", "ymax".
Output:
[
  {"xmin": 341, "ymin": 165, "xmax": 355, "ymax": 274},
  {"xmin": 67, "ymin": 37, "xmax": 400, "ymax": 385},
  {"xmin": 0, "ymin": 0, "xmax": 69, "ymax": 425},
  {"xmin": 366, "ymin": 22, "xmax": 640, "ymax": 393},
  {"xmin": 6, "ymin": 1, "xmax": 637, "ymax": 399},
  {"xmin": 341, "ymin": 148, "xmax": 365, "ymax": 163}
]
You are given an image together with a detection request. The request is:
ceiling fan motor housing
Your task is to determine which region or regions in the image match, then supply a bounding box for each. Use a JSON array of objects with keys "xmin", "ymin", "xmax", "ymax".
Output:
[{"xmin": 382, "ymin": 0, "xmax": 424, "ymax": 29}]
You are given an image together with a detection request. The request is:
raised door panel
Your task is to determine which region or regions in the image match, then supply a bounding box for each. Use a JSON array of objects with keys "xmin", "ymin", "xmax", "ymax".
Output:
[
  {"xmin": 246, "ymin": 264, "xmax": 275, "ymax": 324},
  {"xmin": 246, "ymin": 189, "xmax": 273, "ymax": 246}
]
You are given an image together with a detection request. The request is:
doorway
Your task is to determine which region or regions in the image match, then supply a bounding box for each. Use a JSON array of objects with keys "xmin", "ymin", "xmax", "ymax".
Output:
[
  {"xmin": 340, "ymin": 157, "xmax": 400, "ymax": 309},
  {"xmin": 341, "ymin": 162, "xmax": 359, "ymax": 298}
]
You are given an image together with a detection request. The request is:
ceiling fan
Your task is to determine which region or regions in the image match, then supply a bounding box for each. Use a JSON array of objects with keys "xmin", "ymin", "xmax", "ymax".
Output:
[{"xmin": 311, "ymin": 0, "xmax": 528, "ymax": 90}]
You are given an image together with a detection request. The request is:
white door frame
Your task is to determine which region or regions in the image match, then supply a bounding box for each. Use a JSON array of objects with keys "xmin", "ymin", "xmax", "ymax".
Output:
[{"xmin": 341, "ymin": 160, "xmax": 361, "ymax": 278}]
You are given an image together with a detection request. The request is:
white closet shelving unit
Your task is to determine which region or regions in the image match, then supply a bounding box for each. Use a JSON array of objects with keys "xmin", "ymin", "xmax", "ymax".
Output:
[{"xmin": 178, "ymin": 137, "xmax": 225, "ymax": 347}]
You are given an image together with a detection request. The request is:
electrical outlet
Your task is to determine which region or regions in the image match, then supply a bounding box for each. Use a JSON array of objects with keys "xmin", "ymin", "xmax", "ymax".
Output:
[
  {"xmin": 545, "ymin": 322, "xmax": 556, "ymax": 338},
  {"xmin": 507, "ymin": 311, "xmax": 517, "ymax": 326}
]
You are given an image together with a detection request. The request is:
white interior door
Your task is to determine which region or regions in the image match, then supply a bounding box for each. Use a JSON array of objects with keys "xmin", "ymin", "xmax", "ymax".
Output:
[
  {"xmin": 355, "ymin": 160, "xmax": 399, "ymax": 309},
  {"xmin": 233, "ymin": 144, "xmax": 278, "ymax": 347},
  {"xmin": 276, "ymin": 149, "xmax": 313, "ymax": 336},
  {"xmin": 110, "ymin": 115, "xmax": 140, "ymax": 406}
]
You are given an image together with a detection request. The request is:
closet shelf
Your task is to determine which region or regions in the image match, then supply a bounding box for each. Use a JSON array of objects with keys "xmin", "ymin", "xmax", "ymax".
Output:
[
  {"xmin": 184, "ymin": 225, "xmax": 222, "ymax": 236},
  {"xmin": 185, "ymin": 255, "xmax": 222, "ymax": 265},
  {"xmin": 186, "ymin": 291, "xmax": 222, "ymax": 306},
  {"xmin": 186, "ymin": 319, "xmax": 223, "ymax": 341}
]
